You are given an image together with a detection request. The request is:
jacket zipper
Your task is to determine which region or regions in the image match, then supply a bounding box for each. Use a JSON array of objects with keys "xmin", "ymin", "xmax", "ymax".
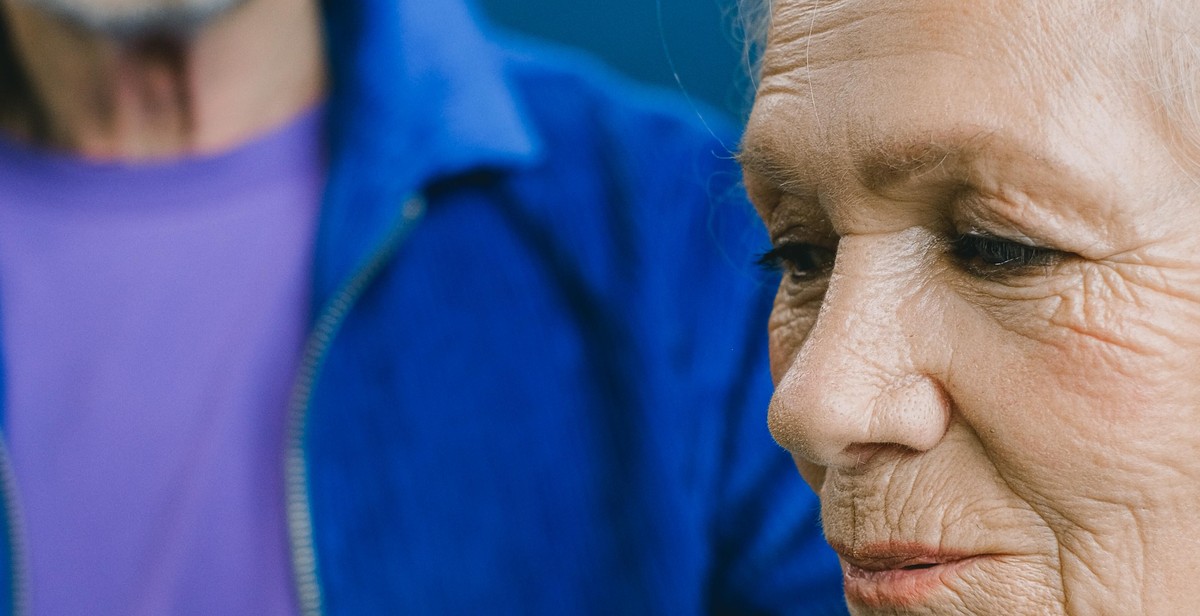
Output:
[
  {"xmin": 285, "ymin": 194, "xmax": 427, "ymax": 616},
  {"xmin": 0, "ymin": 438, "xmax": 26, "ymax": 616},
  {"xmin": 0, "ymin": 200, "xmax": 435, "ymax": 616}
]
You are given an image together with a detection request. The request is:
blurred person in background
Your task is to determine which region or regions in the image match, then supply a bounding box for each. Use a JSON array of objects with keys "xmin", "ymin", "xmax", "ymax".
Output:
[{"xmin": 0, "ymin": 0, "xmax": 844, "ymax": 614}]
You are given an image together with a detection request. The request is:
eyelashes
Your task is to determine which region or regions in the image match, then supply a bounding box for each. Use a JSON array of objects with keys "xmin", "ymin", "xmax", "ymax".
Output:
[
  {"xmin": 757, "ymin": 242, "xmax": 836, "ymax": 282},
  {"xmin": 757, "ymin": 233, "xmax": 1064, "ymax": 283},
  {"xmin": 949, "ymin": 232, "xmax": 1062, "ymax": 276}
]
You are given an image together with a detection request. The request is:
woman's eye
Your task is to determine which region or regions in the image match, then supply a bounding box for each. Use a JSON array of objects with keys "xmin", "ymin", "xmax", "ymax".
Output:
[
  {"xmin": 758, "ymin": 242, "xmax": 836, "ymax": 282},
  {"xmin": 951, "ymin": 233, "xmax": 1060, "ymax": 275}
]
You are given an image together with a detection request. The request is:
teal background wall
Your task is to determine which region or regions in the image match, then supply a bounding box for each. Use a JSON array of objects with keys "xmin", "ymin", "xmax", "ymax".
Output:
[{"xmin": 477, "ymin": 0, "xmax": 753, "ymax": 121}]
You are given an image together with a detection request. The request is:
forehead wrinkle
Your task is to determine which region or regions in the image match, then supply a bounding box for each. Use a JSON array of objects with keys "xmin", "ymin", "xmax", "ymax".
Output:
[
  {"xmin": 762, "ymin": 0, "xmax": 1009, "ymax": 81},
  {"xmin": 759, "ymin": 0, "xmax": 1130, "ymax": 110},
  {"xmin": 761, "ymin": 0, "xmax": 864, "ymax": 71},
  {"xmin": 748, "ymin": 0, "xmax": 1141, "ymax": 209},
  {"xmin": 759, "ymin": 0, "xmax": 915, "ymax": 94}
]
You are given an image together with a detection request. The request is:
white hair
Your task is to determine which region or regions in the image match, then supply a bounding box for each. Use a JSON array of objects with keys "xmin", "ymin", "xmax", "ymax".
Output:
[
  {"xmin": 1142, "ymin": 3, "xmax": 1200, "ymax": 175},
  {"xmin": 736, "ymin": 0, "xmax": 772, "ymax": 85}
]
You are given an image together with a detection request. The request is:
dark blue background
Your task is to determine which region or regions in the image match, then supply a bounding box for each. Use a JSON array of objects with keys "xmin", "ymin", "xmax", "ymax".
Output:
[{"xmin": 478, "ymin": 0, "xmax": 752, "ymax": 121}]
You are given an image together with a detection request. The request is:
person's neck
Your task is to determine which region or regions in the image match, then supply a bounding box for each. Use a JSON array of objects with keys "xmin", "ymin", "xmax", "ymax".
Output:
[{"xmin": 0, "ymin": 0, "xmax": 325, "ymax": 161}]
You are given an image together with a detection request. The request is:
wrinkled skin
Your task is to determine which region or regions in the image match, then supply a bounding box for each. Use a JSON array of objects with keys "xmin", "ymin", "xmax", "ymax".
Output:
[{"xmin": 741, "ymin": 1, "xmax": 1200, "ymax": 614}]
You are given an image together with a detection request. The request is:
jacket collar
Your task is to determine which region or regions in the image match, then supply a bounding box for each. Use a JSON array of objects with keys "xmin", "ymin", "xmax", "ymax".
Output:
[{"xmin": 313, "ymin": 0, "xmax": 541, "ymax": 308}]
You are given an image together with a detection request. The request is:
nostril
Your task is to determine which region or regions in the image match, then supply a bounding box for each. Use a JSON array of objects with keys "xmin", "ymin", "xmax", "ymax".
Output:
[
  {"xmin": 841, "ymin": 443, "xmax": 886, "ymax": 466},
  {"xmin": 768, "ymin": 345, "xmax": 951, "ymax": 469}
]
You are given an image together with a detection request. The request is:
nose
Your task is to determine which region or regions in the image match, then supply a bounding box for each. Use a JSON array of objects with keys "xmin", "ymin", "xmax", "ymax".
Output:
[{"xmin": 768, "ymin": 231, "xmax": 951, "ymax": 469}]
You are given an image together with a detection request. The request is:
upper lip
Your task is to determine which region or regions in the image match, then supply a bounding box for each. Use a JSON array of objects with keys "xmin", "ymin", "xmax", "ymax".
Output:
[{"xmin": 829, "ymin": 541, "xmax": 977, "ymax": 572}]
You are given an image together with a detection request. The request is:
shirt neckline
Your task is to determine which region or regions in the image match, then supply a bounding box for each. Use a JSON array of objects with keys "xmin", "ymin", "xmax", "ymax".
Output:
[{"xmin": 0, "ymin": 104, "xmax": 327, "ymax": 213}]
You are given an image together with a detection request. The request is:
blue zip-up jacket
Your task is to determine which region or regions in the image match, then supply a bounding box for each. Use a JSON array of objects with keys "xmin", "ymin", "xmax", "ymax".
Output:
[{"xmin": 0, "ymin": 0, "xmax": 848, "ymax": 614}]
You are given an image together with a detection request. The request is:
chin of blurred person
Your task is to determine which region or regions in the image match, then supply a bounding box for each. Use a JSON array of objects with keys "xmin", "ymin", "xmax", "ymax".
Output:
[
  {"xmin": 0, "ymin": 0, "xmax": 321, "ymax": 157},
  {"xmin": 743, "ymin": 0, "xmax": 1200, "ymax": 614},
  {"xmin": 15, "ymin": 0, "xmax": 248, "ymax": 37}
]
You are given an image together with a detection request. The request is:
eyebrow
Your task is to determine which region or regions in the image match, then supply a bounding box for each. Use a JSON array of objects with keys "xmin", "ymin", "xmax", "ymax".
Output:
[
  {"xmin": 737, "ymin": 139, "xmax": 969, "ymax": 197},
  {"xmin": 856, "ymin": 140, "xmax": 966, "ymax": 192},
  {"xmin": 735, "ymin": 141, "xmax": 816, "ymax": 193},
  {"xmin": 738, "ymin": 128, "xmax": 1069, "ymax": 195}
]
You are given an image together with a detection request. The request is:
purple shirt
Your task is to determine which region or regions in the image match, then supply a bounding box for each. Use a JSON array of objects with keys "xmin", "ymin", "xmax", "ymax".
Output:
[{"xmin": 0, "ymin": 109, "xmax": 325, "ymax": 615}]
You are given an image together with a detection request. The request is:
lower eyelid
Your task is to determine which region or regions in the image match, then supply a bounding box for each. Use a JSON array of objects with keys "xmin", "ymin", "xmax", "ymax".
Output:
[{"xmin": 777, "ymin": 277, "xmax": 829, "ymax": 304}]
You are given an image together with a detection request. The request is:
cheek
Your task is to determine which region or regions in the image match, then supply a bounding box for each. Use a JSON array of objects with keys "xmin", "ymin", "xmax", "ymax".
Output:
[
  {"xmin": 766, "ymin": 284, "xmax": 824, "ymax": 384},
  {"xmin": 943, "ymin": 258, "xmax": 1200, "ymax": 529}
]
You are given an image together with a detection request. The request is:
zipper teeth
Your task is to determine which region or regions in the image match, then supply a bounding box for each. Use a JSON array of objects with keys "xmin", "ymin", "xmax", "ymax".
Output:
[
  {"xmin": 285, "ymin": 195, "xmax": 427, "ymax": 616},
  {"xmin": 0, "ymin": 439, "xmax": 25, "ymax": 616}
]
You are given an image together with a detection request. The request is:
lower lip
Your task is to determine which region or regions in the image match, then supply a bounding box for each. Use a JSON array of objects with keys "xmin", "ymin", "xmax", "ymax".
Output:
[{"xmin": 842, "ymin": 557, "xmax": 984, "ymax": 609}]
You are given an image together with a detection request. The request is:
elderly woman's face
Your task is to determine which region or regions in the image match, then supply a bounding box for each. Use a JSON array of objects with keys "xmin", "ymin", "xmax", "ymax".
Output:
[{"xmin": 742, "ymin": 0, "xmax": 1200, "ymax": 614}]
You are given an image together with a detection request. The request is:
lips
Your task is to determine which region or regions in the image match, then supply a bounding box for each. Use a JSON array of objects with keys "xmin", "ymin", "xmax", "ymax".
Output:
[
  {"xmin": 835, "ymin": 542, "xmax": 973, "ymax": 570},
  {"xmin": 831, "ymin": 542, "xmax": 986, "ymax": 609}
]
